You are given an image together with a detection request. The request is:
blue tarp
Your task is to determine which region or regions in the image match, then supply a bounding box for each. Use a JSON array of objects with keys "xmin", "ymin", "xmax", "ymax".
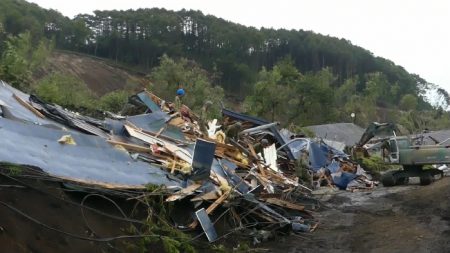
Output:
[
  {"xmin": 327, "ymin": 160, "xmax": 341, "ymax": 173},
  {"xmin": 288, "ymin": 139, "xmax": 347, "ymax": 171},
  {"xmin": 332, "ymin": 172, "xmax": 357, "ymax": 190}
]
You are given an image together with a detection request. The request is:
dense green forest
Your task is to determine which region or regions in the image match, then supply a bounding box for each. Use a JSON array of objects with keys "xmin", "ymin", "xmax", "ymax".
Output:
[{"xmin": 1, "ymin": 0, "xmax": 450, "ymax": 131}]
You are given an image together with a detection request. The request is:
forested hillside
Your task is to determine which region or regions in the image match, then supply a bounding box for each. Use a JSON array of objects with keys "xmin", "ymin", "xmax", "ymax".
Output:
[{"xmin": 1, "ymin": 0, "xmax": 450, "ymax": 131}]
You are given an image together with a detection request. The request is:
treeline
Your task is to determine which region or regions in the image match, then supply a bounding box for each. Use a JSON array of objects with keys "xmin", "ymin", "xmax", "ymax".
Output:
[
  {"xmin": 1, "ymin": 0, "xmax": 450, "ymax": 132},
  {"xmin": 0, "ymin": 0, "xmax": 428, "ymax": 97}
]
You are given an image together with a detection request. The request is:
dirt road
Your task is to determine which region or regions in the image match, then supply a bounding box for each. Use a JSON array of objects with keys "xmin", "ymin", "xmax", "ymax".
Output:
[{"xmin": 265, "ymin": 177, "xmax": 450, "ymax": 253}]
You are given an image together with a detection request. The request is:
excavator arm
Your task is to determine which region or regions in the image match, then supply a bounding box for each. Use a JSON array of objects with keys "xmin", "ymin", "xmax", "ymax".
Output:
[
  {"xmin": 357, "ymin": 122, "xmax": 396, "ymax": 147},
  {"xmin": 352, "ymin": 122, "xmax": 396, "ymax": 160}
]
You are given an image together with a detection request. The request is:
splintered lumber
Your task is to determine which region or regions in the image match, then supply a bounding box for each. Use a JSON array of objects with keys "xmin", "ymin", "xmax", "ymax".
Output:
[
  {"xmin": 191, "ymin": 190, "xmax": 220, "ymax": 201},
  {"xmin": 214, "ymin": 152, "xmax": 250, "ymax": 169},
  {"xmin": 263, "ymin": 167, "xmax": 298, "ymax": 187},
  {"xmin": 214, "ymin": 142, "xmax": 250, "ymax": 168},
  {"xmin": 125, "ymin": 123, "xmax": 192, "ymax": 163},
  {"xmin": 262, "ymin": 198, "xmax": 305, "ymax": 211},
  {"xmin": 247, "ymin": 143, "xmax": 266, "ymax": 176},
  {"xmin": 166, "ymin": 183, "xmax": 202, "ymax": 202},
  {"xmin": 155, "ymin": 126, "xmax": 166, "ymax": 138},
  {"xmin": 170, "ymin": 157, "xmax": 177, "ymax": 174},
  {"xmin": 246, "ymin": 142, "xmax": 260, "ymax": 161},
  {"xmin": 107, "ymin": 139, "xmax": 152, "ymax": 153},
  {"xmin": 253, "ymin": 211, "xmax": 276, "ymax": 222},
  {"xmin": 12, "ymin": 93, "xmax": 45, "ymax": 118},
  {"xmin": 124, "ymin": 124, "xmax": 163, "ymax": 145},
  {"xmin": 210, "ymin": 170, "xmax": 230, "ymax": 190},
  {"xmin": 207, "ymin": 190, "xmax": 231, "ymax": 214},
  {"xmin": 189, "ymin": 190, "xmax": 231, "ymax": 229}
]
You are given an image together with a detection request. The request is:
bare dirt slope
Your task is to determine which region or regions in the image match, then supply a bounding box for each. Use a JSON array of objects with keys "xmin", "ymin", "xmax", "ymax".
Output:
[
  {"xmin": 265, "ymin": 177, "xmax": 450, "ymax": 253},
  {"xmin": 41, "ymin": 51, "xmax": 146, "ymax": 95},
  {"xmin": 0, "ymin": 174, "xmax": 139, "ymax": 253}
]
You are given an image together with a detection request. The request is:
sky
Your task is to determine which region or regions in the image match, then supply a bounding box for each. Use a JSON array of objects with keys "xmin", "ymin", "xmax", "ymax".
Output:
[{"xmin": 28, "ymin": 0, "xmax": 450, "ymax": 95}]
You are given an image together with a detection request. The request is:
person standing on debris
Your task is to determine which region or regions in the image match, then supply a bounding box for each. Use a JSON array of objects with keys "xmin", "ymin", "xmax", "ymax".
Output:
[
  {"xmin": 199, "ymin": 100, "xmax": 213, "ymax": 135},
  {"xmin": 381, "ymin": 140, "xmax": 391, "ymax": 162},
  {"xmin": 174, "ymin": 88, "xmax": 185, "ymax": 112},
  {"xmin": 174, "ymin": 88, "xmax": 193, "ymax": 122},
  {"xmin": 254, "ymin": 138, "xmax": 270, "ymax": 156},
  {"xmin": 296, "ymin": 150, "xmax": 312, "ymax": 185},
  {"xmin": 225, "ymin": 121, "xmax": 242, "ymax": 141}
]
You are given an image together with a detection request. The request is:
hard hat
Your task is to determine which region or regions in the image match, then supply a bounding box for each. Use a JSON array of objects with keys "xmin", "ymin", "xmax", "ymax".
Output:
[{"xmin": 176, "ymin": 88, "xmax": 185, "ymax": 96}]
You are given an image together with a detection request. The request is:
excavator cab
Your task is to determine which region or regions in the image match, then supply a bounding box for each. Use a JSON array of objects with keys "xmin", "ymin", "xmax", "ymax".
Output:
[{"xmin": 387, "ymin": 138, "xmax": 399, "ymax": 163}]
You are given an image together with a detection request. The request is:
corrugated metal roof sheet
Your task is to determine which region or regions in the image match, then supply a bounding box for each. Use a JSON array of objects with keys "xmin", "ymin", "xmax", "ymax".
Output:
[{"xmin": 305, "ymin": 123, "xmax": 364, "ymax": 147}]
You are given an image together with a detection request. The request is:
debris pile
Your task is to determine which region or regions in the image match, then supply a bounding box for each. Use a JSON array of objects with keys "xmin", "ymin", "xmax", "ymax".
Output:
[
  {"xmin": 0, "ymin": 80, "xmax": 375, "ymax": 244},
  {"xmin": 278, "ymin": 128, "xmax": 377, "ymax": 192}
]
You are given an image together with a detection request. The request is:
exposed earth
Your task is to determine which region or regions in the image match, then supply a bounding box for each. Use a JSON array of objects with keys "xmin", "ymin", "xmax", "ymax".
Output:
[
  {"xmin": 264, "ymin": 176, "xmax": 450, "ymax": 253},
  {"xmin": 3, "ymin": 169, "xmax": 450, "ymax": 253},
  {"xmin": 38, "ymin": 51, "xmax": 146, "ymax": 95}
]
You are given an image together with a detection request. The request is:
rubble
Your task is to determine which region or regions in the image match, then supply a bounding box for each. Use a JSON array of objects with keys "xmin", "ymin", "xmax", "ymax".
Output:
[{"xmin": 0, "ymin": 80, "xmax": 377, "ymax": 245}]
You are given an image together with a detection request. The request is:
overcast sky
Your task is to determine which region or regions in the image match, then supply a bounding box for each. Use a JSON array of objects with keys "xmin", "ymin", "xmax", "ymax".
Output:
[{"xmin": 28, "ymin": 0, "xmax": 450, "ymax": 94}]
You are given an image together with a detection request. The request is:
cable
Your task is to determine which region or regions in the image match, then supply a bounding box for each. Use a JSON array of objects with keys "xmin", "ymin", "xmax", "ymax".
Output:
[
  {"xmin": 0, "ymin": 171, "xmax": 147, "ymax": 225},
  {"xmin": 0, "ymin": 200, "xmax": 160, "ymax": 242},
  {"xmin": 80, "ymin": 193, "xmax": 141, "ymax": 237}
]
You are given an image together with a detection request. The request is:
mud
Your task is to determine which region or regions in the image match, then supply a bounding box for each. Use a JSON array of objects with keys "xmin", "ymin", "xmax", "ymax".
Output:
[
  {"xmin": 264, "ymin": 177, "xmax": 450, "ymax": 253},
  {"xmin": 40, "ymin": 51, "xmax": 144, "ymax": 95},
  {"xmin": 0, "ymin": 173, "xmax": 142, "ymax": 253}
]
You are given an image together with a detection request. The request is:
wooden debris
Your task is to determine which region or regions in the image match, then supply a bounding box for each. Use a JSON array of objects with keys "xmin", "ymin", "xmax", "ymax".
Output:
[
  {"xmin": 262, "ymin": 198, "xmax": 305, "ymax": 211},
  {"xmin": 107, "ymin": 140, "xmax": 152, "ymax": 153},
  {"xmin": 125, "ymin": 123, "xmax": 192, "ymax": 163},
  {"xmin": 12, "ymin": 93, "xmax": 45, "ymax": 118},
  {"xmin": 166, "ymin": 183, "xmax": 202, "ymax": 202}
]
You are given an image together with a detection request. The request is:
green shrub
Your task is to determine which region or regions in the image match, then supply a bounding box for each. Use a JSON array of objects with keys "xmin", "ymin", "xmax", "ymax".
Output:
[
  {"xmin": 99, "ymin": 90, "xmax": 130, "ymax": 113},
  {"xmin": 359, "ymin": 156, "xmax": 400, "ymax": 180},
  {"xmin": 34, "ymin": 73, "xmax": 95, "ymax": 111}
]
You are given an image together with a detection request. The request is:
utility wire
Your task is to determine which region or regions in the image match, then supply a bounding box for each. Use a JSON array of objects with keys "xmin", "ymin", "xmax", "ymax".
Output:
[{"xmin": 0, "ymin": 200, "xmax": 161, "ymax": 242}]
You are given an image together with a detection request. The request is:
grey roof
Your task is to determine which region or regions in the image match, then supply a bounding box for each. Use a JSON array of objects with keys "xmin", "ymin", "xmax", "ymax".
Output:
[
  {"xmin": 305, "ymin": 123, "xmax": 364, "ymax": 147},
  {"xmin": 414, "ymin": 129, "xmax": 450, "ymax": 145},
  {"xmin": 0, "ymin": 81, "xmax": 182, "ymax": 189}
]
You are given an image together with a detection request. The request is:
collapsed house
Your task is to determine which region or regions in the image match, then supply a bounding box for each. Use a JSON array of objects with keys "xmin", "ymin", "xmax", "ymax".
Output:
[
  {"xmin": 0, "ymin": 80, "xmax": 379, "ymax": 246},
  {"xmin": 0, "ymin": 81, "xmax": 322, "ymax": 245}
]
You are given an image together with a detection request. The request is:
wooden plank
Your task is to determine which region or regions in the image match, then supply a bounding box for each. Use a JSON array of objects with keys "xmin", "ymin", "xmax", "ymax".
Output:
[
  {"xmin": 206, "ymin": 190, "xmax": 231, "ymax": 214},
  {"xmin": 125, "ymin": 123, "xmax": 192, "ymax": 163},
  {"xmin": 262, "ymin": 198, "xmax": 305, "ymax": 211},
  {"xmin": 170, "ymin": 158, "xmax": 176, "ymax": 174},
  {"xmin": 155, "ymin": 126, "xmax": 166, "ymax": 138},
  {"xmin": 12, "ymin": 93, "xmax": 45, "ymax": 118},
  {"xmin": 191, "ymin": 190, "xmax": 220, "ymax": 201},
  {"xmin": 188, "ymin": 190, "xmax": 231, "ymax": 229},
  {"xmin": 107, "ymin": 140, "xmax": 152, "ymax": 153},
  {"xmin": 56, "ymin": 175, "xmax": 147, "ymax": 189},
  {"xmin": 166, "ymin": 183, "xmax": 202, "ymax": 202}
]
